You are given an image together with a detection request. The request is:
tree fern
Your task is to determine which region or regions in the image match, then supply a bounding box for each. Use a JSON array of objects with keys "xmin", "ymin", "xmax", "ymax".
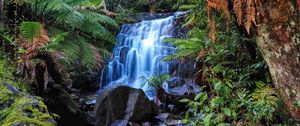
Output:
[
  {"xmin": 21, "ymin": 0, "xmax": 118, "ymax": 70},
  {"xmin": 20, "ymin": 21, "xmax": 42, "ymax": 43}
]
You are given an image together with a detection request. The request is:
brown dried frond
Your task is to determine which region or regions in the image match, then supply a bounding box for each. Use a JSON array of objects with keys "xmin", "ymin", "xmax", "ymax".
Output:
[
  {"xmin": 208, "ymin": 0, "xmax": 231, "ymax": 21},
  {"xmin": 245, "ymin": 0, "xmax": 256, "ymax": 34},
  {"xmin": 207, "ymin": 6, "xmax": 216, "ymax": 42},
  {"xmin": 18, "ymin": 28, "xmax": 49, "ymax": 65},
  {"xmin": 208, "ymin": 16, "xmax": 217, "ymax": 42},
  {"xmin": 233, "ymin": 0, "xmax": 244, "ymax": 26}
]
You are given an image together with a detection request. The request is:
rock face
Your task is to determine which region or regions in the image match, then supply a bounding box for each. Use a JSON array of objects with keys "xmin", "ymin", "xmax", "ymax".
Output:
[
  {"xmin": 94, "ymin": 85, "xmax": 158, "ymax": 126},
  {"xmin": 0, "ymin": 83, "xmax": 56, "ymax": 126}
]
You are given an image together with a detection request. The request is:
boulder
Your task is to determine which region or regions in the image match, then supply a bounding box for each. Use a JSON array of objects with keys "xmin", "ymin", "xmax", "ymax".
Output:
[
  {"xmin": 94, "ymin": 85, "xmax": 158, "ymax": 126},
  {"xmin": 0, "ymin": 83, "xmax": 56, "ymax": 126}
]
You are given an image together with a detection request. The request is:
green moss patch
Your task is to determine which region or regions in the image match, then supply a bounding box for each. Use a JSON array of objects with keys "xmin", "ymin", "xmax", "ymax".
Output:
[
  {"xmin": 0, "ymin": 53, "xmax": 56, "ymax": 126},
  {"xmin": 0, "ymin": 84, "xmax": 56, "ymax": 126}
]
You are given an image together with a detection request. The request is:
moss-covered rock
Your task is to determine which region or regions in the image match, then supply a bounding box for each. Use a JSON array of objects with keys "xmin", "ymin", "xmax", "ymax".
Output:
[
  {"xmin": 0, "ymin": 83, "xmax": 57, "ymax": 126},
  {"xmin": 0, "ymin": 53, "xmax": 57, "ymax": 126}
]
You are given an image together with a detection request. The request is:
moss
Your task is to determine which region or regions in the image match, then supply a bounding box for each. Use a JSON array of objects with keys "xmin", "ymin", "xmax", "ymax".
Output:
[
  {"xmin": 0, "ymin": 88, "xmax": 56, "ymax": 126},
  {"xmin": 0, "ymin": 54, "xmax": 30, "ymax": 93},
  {"xmin": 0, "ymin": 55, "xmax": 57, "ymax": 126}
]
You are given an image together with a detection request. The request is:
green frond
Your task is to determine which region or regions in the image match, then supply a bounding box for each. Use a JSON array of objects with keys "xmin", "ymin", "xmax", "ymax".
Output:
[
  {"xmin": 82, "ymin": 11, "xmax": 118, "ymax": 29},
  {"xmin": 81, "ymin": 19, "xmax": 115, "ymax": 44},
  {"xmin": 22, "ymin": 0, "xmax": 117, "ymax": 70},
  {"xmin": 20, "ymin": 21, "xmax": 42, "ymax": 42},
  {"xmin": 58, "ymin": 35, "xmax": 102, "ymax": 70},
  {"xmin": 178, "ymin": 4, "xmax": 196, "ymax": 10},
  {"xmin": 0, "ymin": 25, "xmax": 15, "ymax": 45},
  {"xmin": 40, "ymin": 32, "xmax": 69, "ymax": 52}
]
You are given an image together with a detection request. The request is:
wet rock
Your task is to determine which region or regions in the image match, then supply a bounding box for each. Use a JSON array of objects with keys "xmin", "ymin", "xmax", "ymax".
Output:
[
  {"xmin": 111, "ymin": 120, "xmax": 128, "ymax": 126},
  {"xmin": 83, "ymin": 111, "xmax": 96, "ymax": 125},
  {"xmin": 72, "ymin": 70, "xmax": 101, "ymax": 91},
  {"xmin": 165, "ymin": 77, "xmax": 200, "ymax": 96},
  {"xmin": 94, "ymin": 85, "xmax": 158, "ymax": 126},
  {"xmin": 155, "ymin": 113, "xmax": 184, "ymax": 126},
  {"xmin": 43, "ymin": 84, "xmax": 89, "ymax": 126},
  {"xmin": 81, "ymin": 96, "xmax": 98, "ymax": 125}
]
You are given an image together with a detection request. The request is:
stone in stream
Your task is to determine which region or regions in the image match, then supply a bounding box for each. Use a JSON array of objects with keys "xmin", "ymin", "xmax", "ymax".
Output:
[
  {"xmin": 165, "ymin": 77, "xmax": 200, "ymax": 96},
  {"xmin": 93, "ymin": 85, "xmax": 158, "ymax": 126}
]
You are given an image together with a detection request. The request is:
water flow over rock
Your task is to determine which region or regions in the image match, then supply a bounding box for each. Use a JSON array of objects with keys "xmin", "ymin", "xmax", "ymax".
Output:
[{"xmin": 101, "ymin": 15, "xmax": 178, "ymax": 97}]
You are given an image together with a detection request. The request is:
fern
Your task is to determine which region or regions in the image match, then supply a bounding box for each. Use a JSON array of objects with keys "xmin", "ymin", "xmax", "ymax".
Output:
[
  {"xmin": 0, "ymin": 25, "xmax": 15, "ymax": 45},
  {"xmin": 233, "ymin": 0, "xmax": 243, "ymax": 26},
  {"xmin": 144, "ymin": 74, "xmax": 169, "ymax": 90},
  {"xmin": 164, "ymin": 28, "xmax": 207, "ymax": 61},
  {"xmin": 245, "ymin": 0, "xmax": 256, "ymax": 34},
  {"xmin": 21, "ymin": 0, "xmax": 118, "ymax": 70},
  {"xmin": 58, "ymin": 35, "xmax": 106, "ymax": 70},
  {"xmin": 20, "ymin": 22, "xmax": 42, "ymax": 42}
]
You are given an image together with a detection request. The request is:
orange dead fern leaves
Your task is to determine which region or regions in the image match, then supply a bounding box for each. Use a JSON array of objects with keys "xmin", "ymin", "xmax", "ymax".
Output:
[
  {"xmin": 17, "ymin": 27, "xmax": 49, "ymax": 67},
  {"xmin": 207, "ymin": 0, "xmax": 231, "ymax": 21},
  {"xmin": 207, "ymin": 0, "xmax": 231, "ymax": 41},
  {"xmin": 245, "ymin": 0, "xmax": 257, "ymax": 34},
  {"xmin": 233, "ymin": 0, "xmax": 244, "ymax": 26},
  {"xmin": 207, "ymin": 0, "xmax": 261, "ymax": 38}
]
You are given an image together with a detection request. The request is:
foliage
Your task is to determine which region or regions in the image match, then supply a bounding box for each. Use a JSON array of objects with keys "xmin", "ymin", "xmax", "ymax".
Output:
[
  {"xmin": 105, "ymin": 0, "xmax": 181, "ymax": 13},
  {"xmin": 179, "ymin": 35, "xmax": 285, "ymax": 125},
  {"xmin": 20, "ymin": 22, "xmax": 42, "ymax": 42},
  {"xmin": 165, "ymin": 0, "xmax": 287, "ymax": 125},
  {"xmin": 164, "ymin": 28, "xmax": 207, "ymax": 61},
  {"xmin": 142, "ymin": 74, "xmax": 169, "ymax": 90},
  {"xmin": 0, "ymin": 52, "xmax": 30, "ymax": 93},
  {"xmin": 21, "ymin": 0, "xmax": 118, "ymax": 70},
  {"xmin": 0, "ymin": 25, "xmax": 15, "ymax": 45}
]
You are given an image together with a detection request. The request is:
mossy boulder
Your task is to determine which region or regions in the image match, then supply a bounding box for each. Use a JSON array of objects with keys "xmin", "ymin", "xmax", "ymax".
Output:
[{"xmin": 0, "ymin": 83, "xmax": 57, "ymax": 126}]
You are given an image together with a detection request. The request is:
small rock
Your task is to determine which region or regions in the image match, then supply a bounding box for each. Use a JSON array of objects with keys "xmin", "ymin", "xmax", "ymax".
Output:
[
  {"xmin": 111, "ymin": 120, "xmax": 128, "ymax": 126},
  {"xmin": 83, "ymin": 111, "xmax": 96, "ymax": 125}
]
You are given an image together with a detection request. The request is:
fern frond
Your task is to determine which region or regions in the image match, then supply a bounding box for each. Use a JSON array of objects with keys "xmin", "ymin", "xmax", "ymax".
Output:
[
  {"xmin": 83, "ymin": 11, "xmax": 118, "ymax": 29},
  {"xmin": 58, "ymin": 35, "xmax": 103, "ymax": 70},
  {"xmin": 207, "ymin": 0, "xmax": 231, "ymax": 21},
  {"xmin": 178, "ymin": 4, "xmax": 196, "ymax": 10},
  {"xmin": 245, "ymin": 0, "xmax": 256, "ymax": 34},
  {"xmin": 20, "ymin": 21, "xmax": 42, "ymax": 42},
  {"xmin": 233, "ymin": 0, "xmax": 244, "ymax": 26}
]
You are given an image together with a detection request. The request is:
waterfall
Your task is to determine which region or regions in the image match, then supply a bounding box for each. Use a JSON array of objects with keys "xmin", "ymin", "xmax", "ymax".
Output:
[{"xmin": 101, "ymin": 14, "xmax": 180, "ymax": 97}]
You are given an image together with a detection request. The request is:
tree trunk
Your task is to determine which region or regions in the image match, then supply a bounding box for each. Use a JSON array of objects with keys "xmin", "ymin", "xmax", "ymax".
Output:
[{"xmin": 256, "ymin": 0, "xmax": 300, "ymax": 120}]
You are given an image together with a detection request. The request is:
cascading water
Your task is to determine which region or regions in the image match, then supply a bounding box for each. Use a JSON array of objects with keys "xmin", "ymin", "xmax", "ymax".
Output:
[{"xmin": 100, "ymin": 13, "xmax": 181, "ymax": 98}]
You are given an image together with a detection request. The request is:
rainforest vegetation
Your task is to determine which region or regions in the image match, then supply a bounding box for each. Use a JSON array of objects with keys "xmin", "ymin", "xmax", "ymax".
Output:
[{"xmin": 0, "ymin": 0, "xmax": 300, "ymax": 126}]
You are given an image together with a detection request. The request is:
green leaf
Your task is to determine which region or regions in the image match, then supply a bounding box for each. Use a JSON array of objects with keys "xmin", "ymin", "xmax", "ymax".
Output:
[
  {"xmin": 213, "ymin": 64, "xmax": 222, "ymax": 73},
  {"xmin": 255, "ymin": 81, "xmax": 265, "ymax": 88},
  {"xmin": 180, "ymin": 99, "xmax": 191, "ymax": 103},
  {"xmin": 203, "ymin": 113, "xmax": 213, "ymax": 126},
  {"xmin": 210, "ymin": 97, "xmax": 223, "ymax": 108},
  {"xmin": 232, "ymin": 111, "xmax": 237, "ymax": 119},
  {"xmin": 194, "ymin": 93, "xmax": 202, "ymax": 101},
  {"xmin": 223, "ymin": 108, "xmax": 231, "ymax": 117}
]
